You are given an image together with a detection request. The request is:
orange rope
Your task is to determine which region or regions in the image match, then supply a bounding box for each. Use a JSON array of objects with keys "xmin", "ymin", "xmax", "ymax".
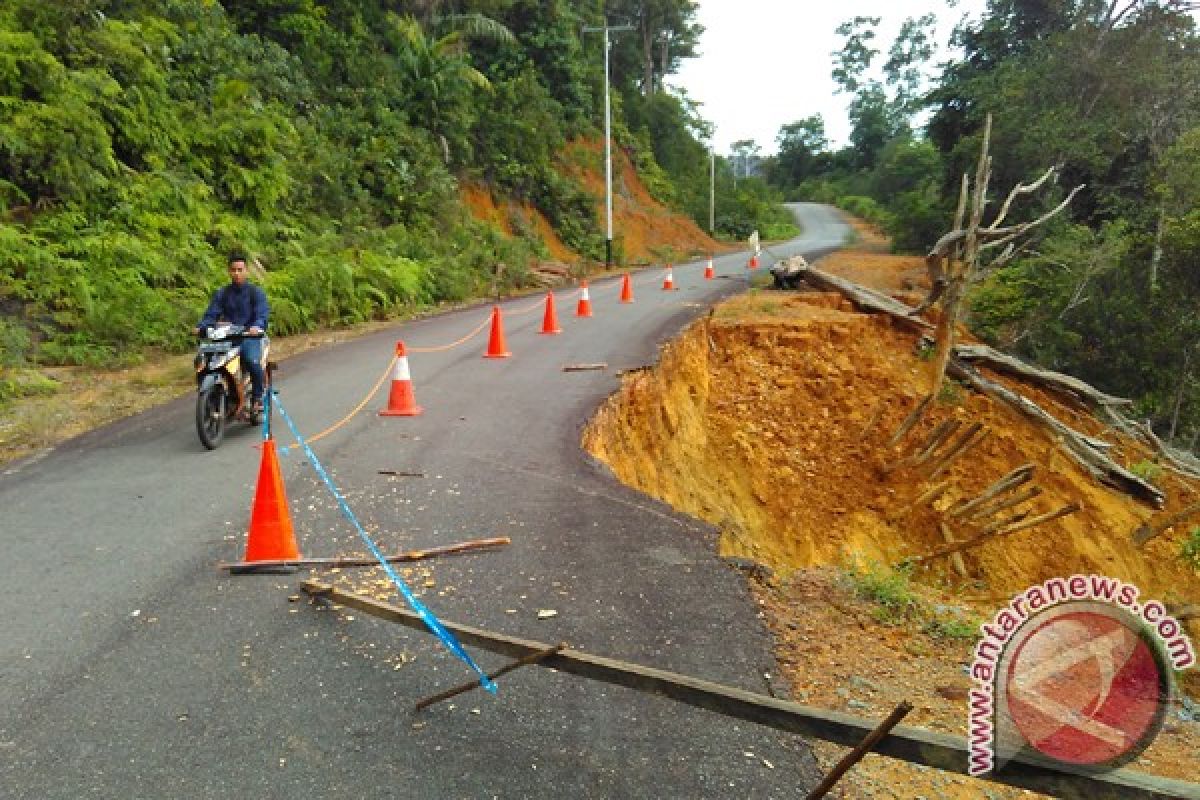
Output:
[
  {"xmin": 507, "ymin": 296, "xmax": 548, "ymax": 316},
  {"xmin": 409, "ymin": 314, "xmax": 492, "ymax": 354},
  {"xmin": 302, "ymin": 355, "xmax": 397, "ymax": 446}
]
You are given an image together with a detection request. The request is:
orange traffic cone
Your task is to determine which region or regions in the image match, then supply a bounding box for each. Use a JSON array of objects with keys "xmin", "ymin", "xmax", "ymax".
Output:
[
  {"xmin": 576, "ymin": 282, "xmax": 593, "ymax": 317},
  {"xmin": 243, "ymin": 438, "xmax": 300, "ymax": 562},
  {"xmin": 704, "ymin": 257, "xmax": 714, "ymax": 280},
  {"xmin": 619, "ymin": 273, "xmax": 634, "ymax": 304},
  {"xmin": 540, "ymin": 292, "xmax": 562, "ymax": 335},
  {"xmin": 662, "ymin": 265, "xmax": 675, "ymax": 291},
  {"xmin": 749, "ymin": 254, "xmax": 759, "ymax": 270},
  {"xmin": 379, "ymin": 340, "xmax": 423, "ymax": 416},
  {"xmin": 484, "ymin": 305, "xmax": 511, "ymax": 358}
]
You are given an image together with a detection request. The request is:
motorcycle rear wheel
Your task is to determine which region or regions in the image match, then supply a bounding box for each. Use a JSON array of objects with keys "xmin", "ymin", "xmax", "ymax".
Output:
[{"xmin": 196, "ymin": 385, "xmax": 227, "ymax": 450}]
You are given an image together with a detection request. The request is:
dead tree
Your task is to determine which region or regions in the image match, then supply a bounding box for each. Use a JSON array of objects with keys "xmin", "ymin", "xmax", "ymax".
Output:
[{"xmin": 918, "ymin": 114, "xmax": 1085, "ymax": 400}]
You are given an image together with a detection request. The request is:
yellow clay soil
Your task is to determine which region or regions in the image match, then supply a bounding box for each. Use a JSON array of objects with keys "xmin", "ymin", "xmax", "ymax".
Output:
[{"xmin": 583, "ymin": 239, "xmax": 1200, "ymax": 798}]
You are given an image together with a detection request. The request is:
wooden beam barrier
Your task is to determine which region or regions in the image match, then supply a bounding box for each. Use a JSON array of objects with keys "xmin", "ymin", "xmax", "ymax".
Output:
[{"xmin": 300, "ymin": 580, "xmax": 1200, "ymax": 800}]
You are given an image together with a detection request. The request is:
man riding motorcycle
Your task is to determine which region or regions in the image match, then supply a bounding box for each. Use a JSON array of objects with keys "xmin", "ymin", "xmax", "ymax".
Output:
[{"xmin": 194, "ymin": 252, "xmax": 270, "ymax": 413}]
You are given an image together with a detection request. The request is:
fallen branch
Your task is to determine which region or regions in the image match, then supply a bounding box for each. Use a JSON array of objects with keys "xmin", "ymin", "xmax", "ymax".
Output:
[
  {"xmin": 219, "ymin": 536, "xmax": 511, "ymax": 573},
  {"xmin": 563, "ymin": 363, "xmax": 608, "ymax": 372},
  {"xmin": 954, "ymin": 343, "xmax": 1131, "ymax": 409},
  {"xmin": 950, "ymin": 361, "xmax": 1164, "ymax": 507},
  {"xmin": 1132, "ymin": 500, "xmax": 1200, "ymax": 547},
  {"xmin": 905, "ymin": 503, "xmax": 1081, "ymax": 566},
  {"xmin": 799, "ymin": 266, "xmax": 932, "ymax": 332},
  {"xmin": 806, "ymin": 701, "xmax": 915, "ymax": 799}
]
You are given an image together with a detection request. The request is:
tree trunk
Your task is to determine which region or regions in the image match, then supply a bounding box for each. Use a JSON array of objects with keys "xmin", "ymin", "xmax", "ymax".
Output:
[{"xmin": 1150, "ymin": 199, "xmax": 1165, "ymax": 292}]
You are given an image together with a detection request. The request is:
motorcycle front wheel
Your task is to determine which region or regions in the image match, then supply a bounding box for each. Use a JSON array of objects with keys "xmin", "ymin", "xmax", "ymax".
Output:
[{"xmin": 196, "ymin": 384, "xmax": 227, "ymax": 450}]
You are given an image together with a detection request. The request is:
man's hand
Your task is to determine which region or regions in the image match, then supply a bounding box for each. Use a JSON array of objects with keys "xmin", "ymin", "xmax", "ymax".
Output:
[
  {"xmin": 193, "ymin": 326, "xmax": 203, "ymax": 337},
  {"xmin": 248, "ymin": 326, "xmax": 263, "ymax": 336}
]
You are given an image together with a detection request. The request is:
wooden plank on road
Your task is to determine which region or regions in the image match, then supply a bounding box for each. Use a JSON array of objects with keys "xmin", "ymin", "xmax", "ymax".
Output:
[{"xmin": 301, "ymin": 580, "xmax": 1200, "ymax": 800}]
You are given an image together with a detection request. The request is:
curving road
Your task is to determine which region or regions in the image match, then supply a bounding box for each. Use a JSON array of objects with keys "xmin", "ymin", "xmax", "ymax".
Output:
[{"xmin": 0, "ymin": 203, "xmax": 849, "ymax": 798}]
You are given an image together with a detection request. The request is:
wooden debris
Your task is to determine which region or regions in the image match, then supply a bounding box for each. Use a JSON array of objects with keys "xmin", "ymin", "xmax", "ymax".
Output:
[
  {"xmin": 793, "ymin": 266, "xmax": 1167, "ymax": 506},
  {"xmin": 806, "ymin": 701, "xmax": 914, "ymax": 800},
  {"xmin": 906, "ymin": 503, "xmax": 1082, "ymax": 566},
  {"xmin": 948, "ymin": 465, "xmax": 1036, "ymax": 518},
  {"xmin": 950, "ymin": 361, "xmax": 1164, "ymax": 507},
  {"xmin": 562, "ymin": 363, "xmax": 608, "ymax": 372},
  {"xmin": 887, "ymin": 395, "xmax": 933, "ymax": 448},
  {"xmin": 966, "ymin": 486, "xmax": 1043, "ymax": 522},
  {"xmin": 858, "ymin": 399, "xmax": 888, "ymax": 441},
  {"xmin": 886, "ymin": 480, "xmax": 952, "ymax": 524},
  {"xmin": 415, "ymin": 642, "xmax": 566, "ymax": 712},
  {"xmin": 379, "ymin": 469, "xmax": 425, "ymax": 477},
  {"xmin": 300, "ymin": 581, "xmax": 1198, "ymax": 798},
  {"xmin": 1132, "ymin": 500, "xmax": 1200, "ymax": 547},
  {"xmin": 939, "ymin": 522, "xmax": 969, "ymax": 579},
  {"xmin": 953, "ymin": 343, "xmax": 1132, "ymax": 409},
  {"xmin": 885, "ymin": 420, "xmax": 960, "ymax": 474},
  {"xmin": 925, "ymin": 423, "xmax": 988, "ymax": 480},
  {"xmin": 220, "ymin": 537, "xmax": 511, "ymax": 573},
  {"xmin": 798, "ymin": 266, "xmax": 932, "ymax": 332}
]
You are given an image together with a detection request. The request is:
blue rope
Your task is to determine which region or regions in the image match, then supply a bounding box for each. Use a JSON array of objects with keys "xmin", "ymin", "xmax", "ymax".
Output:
[{"xmin": 272, "ymin": 392, "xmax": 497, "ymax": 694}]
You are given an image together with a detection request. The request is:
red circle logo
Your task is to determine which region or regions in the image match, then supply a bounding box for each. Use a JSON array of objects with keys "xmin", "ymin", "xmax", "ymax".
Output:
[{"xmin": 1004, "ymin": 607, "xmax": 1168, "ymax": 767}]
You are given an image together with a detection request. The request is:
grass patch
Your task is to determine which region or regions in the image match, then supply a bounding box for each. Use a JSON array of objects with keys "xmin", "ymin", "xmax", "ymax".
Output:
[
  {"xmin": 1129, "ymin": 459, "xmax": 1163, "ymax": 486},
  {"xmin": 1182, "ymin": 527, "xmax": 1200, "ymax": 572},
  {"xmin": 845, "ymin": 561, "xmax": 921, "ymax": 625}
]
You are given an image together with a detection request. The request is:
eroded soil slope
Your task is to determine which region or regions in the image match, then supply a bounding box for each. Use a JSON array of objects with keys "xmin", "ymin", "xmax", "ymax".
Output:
[{"xmin": 583, "ymin": 247, "xmax": 1200, "ymax": 797}]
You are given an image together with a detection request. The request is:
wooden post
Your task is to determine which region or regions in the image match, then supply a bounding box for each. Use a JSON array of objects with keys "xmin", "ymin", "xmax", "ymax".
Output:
[
  {"xmin": 906, "ymin": 503, "xmax": 1081, "ymax": 566},
  {"xmin": 948, "ymin": 465, "xmax": 1036, "ymax": 518},
  {"xmin": 966, "ymin": 486, "xmax": 1043, "ymax": 522},
  {"xmin": 887, "ymin": 395, "xmax": 933, "ymax": 448},
  {"xmin": 925, "ymin": 424, "xmax": 988, "ymax": 480},
  {"xmin": 806, "ymin": 701, "xmax": 914, "ymax": 799},
  {"xmin": 939, "ymin": 522, "xmax": 969, "ymax": 579}
]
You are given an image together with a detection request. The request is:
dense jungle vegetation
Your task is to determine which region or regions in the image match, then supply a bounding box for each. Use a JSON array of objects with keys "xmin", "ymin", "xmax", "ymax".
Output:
[
  {"xmin": 754, "ymin": 0, "xmax": 1200, "ymax": 453},
  {"xmin": 0, "ymin": 0, "xmax": 791, "ymax": 379},
  {"xmin": 2, "ymin": 0, "xmax": 1197, "ymax": 455}
]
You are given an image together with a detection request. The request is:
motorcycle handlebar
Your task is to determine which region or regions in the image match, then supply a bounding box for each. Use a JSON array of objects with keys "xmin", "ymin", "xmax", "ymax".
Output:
[{"xmin": 194, "ymin": 326, "xmax": 266, "ymax": 340}]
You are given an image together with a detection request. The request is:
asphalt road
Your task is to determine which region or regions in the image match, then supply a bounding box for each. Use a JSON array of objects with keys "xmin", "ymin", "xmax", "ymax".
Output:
[{"xmin": 0, "ymin": 203, "xmax": 850, "ymax": 799}]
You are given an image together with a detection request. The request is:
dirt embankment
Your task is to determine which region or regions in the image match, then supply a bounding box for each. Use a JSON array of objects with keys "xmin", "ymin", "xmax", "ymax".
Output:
[{"xmin": 583, "ymin": 240, "xmax": 1200, "ymax": 797}]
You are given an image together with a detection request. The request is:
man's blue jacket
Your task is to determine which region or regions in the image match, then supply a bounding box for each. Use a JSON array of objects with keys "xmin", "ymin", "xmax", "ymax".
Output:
[{"xmin": 198, "ymin": 282, "xmax": 269, "ymax": 331}]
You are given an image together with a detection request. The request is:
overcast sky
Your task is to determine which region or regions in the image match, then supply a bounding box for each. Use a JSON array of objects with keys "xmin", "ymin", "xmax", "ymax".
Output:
[{"xmin": 670, "ymin": 0, "xmax": 991, "ymax": 156}]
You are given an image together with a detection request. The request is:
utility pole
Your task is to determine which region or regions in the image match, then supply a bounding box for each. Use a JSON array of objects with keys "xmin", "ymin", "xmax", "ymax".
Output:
[
  {"xmin": 709, "ymin": 148, "xmax": 715, "ymax": 234},
  {"xmin": 582, "ymin": 20, "xmax": 633, "ymax": 270}
]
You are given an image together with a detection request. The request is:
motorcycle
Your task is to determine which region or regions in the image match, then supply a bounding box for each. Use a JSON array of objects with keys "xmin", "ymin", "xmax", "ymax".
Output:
[{"xmin": 193, "ymin": 324, "xmax": 272, "ymax": 450}]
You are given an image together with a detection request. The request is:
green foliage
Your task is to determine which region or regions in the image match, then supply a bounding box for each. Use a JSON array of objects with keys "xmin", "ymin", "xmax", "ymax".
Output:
[
  {"xmin": 1128, "ymin": 460, "xmax": 1164, "ymax": 486},
  {"xmin": 937, "ymin": 379, "xmax": 965, "ymax": 406},
  {"xmin": 845, "ymin": 561, "xmax": 920, "ymax": 625},
  {"xmin": 1182, "ymin": 528, "xmax": 1200, "ymax": 572},
  {"xmin": 923, "ymin": 615, "xmax": 980, "ymax": 641}
]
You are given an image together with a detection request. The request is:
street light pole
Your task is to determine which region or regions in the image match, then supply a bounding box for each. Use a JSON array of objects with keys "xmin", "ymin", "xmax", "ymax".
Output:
[
  {"xmin": 583, "ymin": 21, "xmax": 633, "ymax": 270},
  {"xmin": 709, "ymin": 148, "xmax": 715, "ymax": 234}
]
